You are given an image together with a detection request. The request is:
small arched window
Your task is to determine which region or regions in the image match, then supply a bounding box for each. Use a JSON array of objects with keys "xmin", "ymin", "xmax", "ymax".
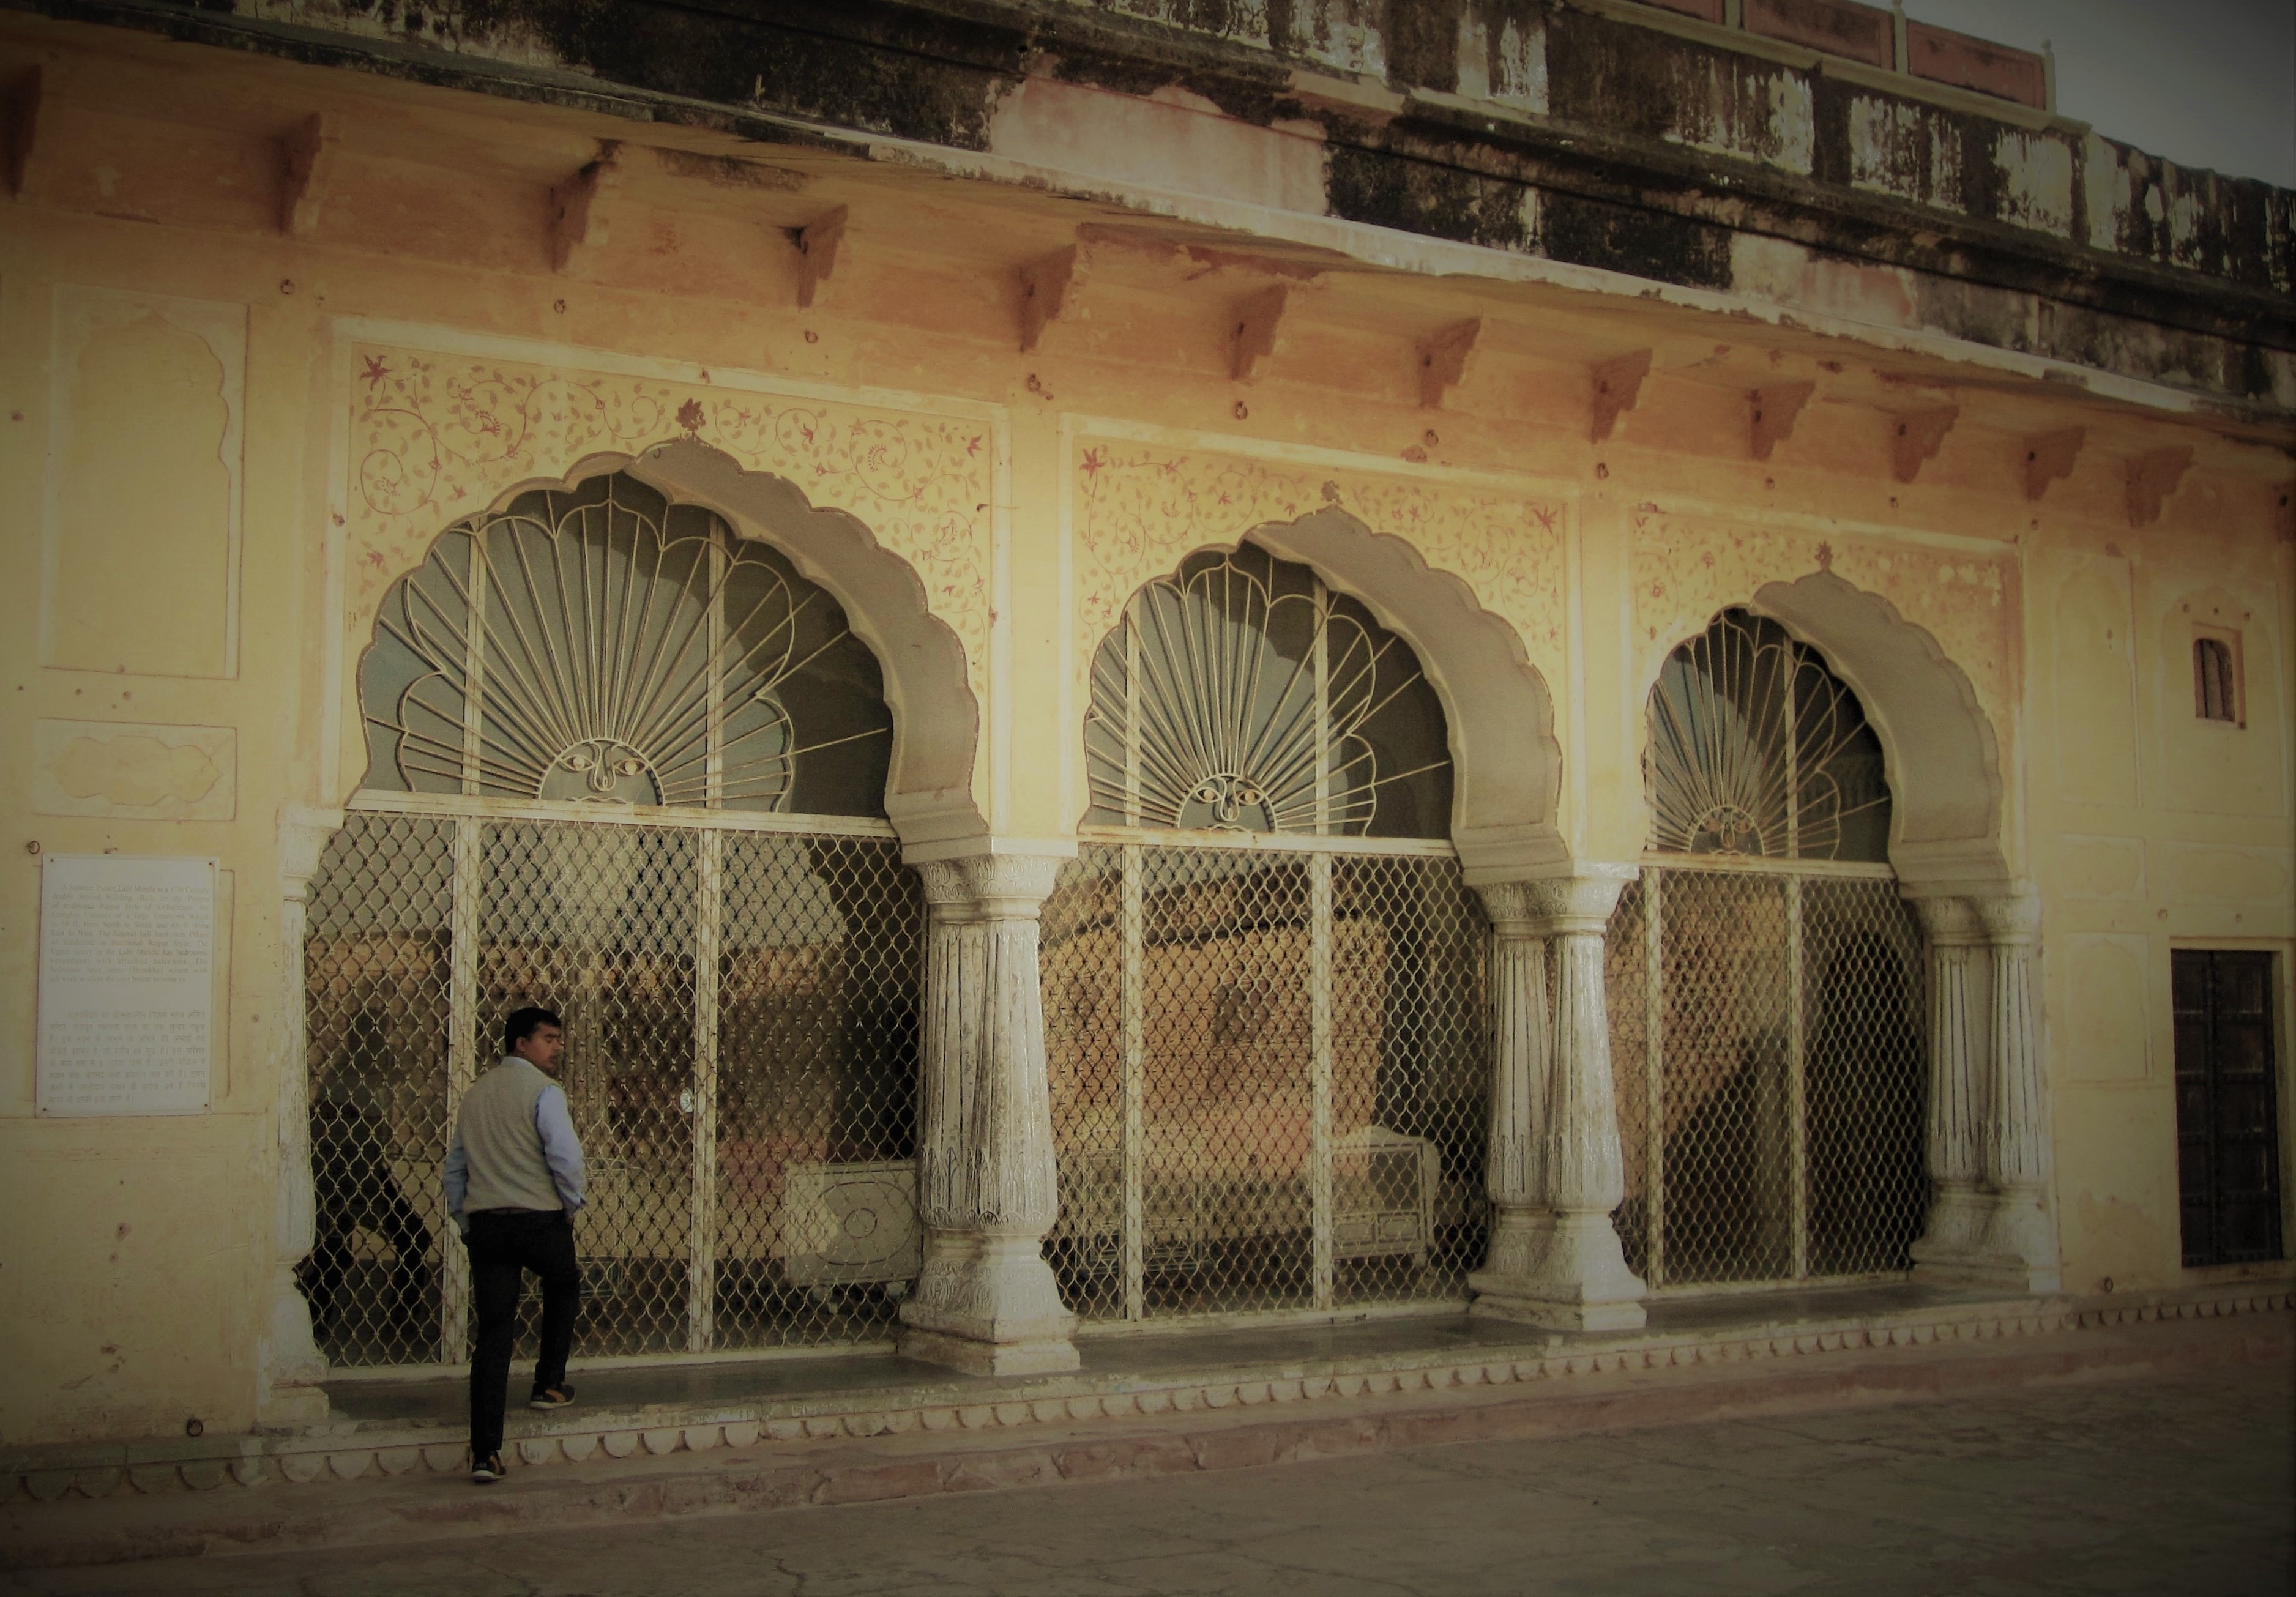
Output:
[
  {"xmin": 1082, "ymin": 543, "xmax": 1452, "ymax": 838},
  {"xmin": 2193, "ymin": 636, "xmax": 2239, "ymax": 724},
  {"xmin": 359, "ymin": 472, "xmax": 891, "ymax": 816},
  {"xmin": 1647, "ymin": 608, "xmax": 1891, "ymax": 862}
]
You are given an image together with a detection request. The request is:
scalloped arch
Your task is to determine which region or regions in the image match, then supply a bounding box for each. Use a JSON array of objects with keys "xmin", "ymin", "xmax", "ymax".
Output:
[
  {"xmin": 1739, "ymin": 570, "xmax": 2009, "ymax": 890},
  {"xmin": 1131, "ymin": 507, "xmax": 1569, "ymax": 876},
  {"xmin": 347, "ymin": 439, "xmax": 986, "ymax": 845},
  {"xmin": 627, "ymin": 439, "xmax": 988, "ymax": 847}
]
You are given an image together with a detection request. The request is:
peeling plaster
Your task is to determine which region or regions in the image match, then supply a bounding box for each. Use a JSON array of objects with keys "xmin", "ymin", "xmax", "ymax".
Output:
[{"xmin": 1995, "ymin": 131, "xmax": 2072, "ymax": 239}]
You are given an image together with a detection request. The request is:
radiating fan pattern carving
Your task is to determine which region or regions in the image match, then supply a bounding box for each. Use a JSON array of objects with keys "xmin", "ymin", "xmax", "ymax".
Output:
[
  {"xmin": 360, "ymin": 473, "xmax": 887, "ymax": 812},
  {"xmin": 1085, "ymin": 548, "xmax": 1450, "ymax": 836},
  {"xmin": 1647, "ymin": 609, "xmax": 1890, "ymax": 861}
]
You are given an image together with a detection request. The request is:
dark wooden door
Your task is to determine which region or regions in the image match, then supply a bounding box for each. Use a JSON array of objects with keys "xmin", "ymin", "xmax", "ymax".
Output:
[{"xmin": 2172, "ymin": 950, "xmax": 2284, "ymax": 1266}]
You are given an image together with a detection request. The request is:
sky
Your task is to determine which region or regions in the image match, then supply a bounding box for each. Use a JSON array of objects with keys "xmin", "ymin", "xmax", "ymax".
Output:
[{"xmin": 1901, "ymin": 0, "xmax": 2295, "ymax": 187}]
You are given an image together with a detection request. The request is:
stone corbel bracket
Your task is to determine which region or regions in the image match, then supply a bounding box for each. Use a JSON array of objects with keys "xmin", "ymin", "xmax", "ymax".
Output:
[
  {"xmin": 1890, "ymin": 405, "xmax": 1959, "ymax": 483},
  {"xmin": 1590, "ymin": 350, "xmax": 1652, "ymax": 444},
  {"xmin": 550, "ymin": 144, "xmax": 623, "ymax": 275},
  {"xmin": 2126, "ymin": 445, "xmax": 2194, "ymax": 527},
  {"xmin": 279, "ymin": 111, "xmax": 338, "ymax": 239},
  {"xmin": 1749, "ymin": 381, "xmax": 1815, "ymax": 462},
  {"xmin": 794, "ymin": 204, "xmax": 848, "ymax": 310},
  {"xmin": 1229, "ymin": 283, "xmax": 1292, "ymax": 383},
  {"xmin": 2021, "ymin": 427, "xmax": 2084, "ymax": 501},
  {"xmin": 1018, "ymin": 244, "xmax": 1087, "ymax": 354},
  {"xmin": 1417, "ymin": 318, "xmax": 1482, "ymax": 410}
]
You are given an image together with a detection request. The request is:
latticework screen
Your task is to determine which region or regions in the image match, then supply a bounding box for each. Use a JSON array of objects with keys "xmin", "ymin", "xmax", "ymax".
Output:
[
  {"xmin": 1609, "ymin": 867, "xmax": 1926, "ymax": 1289},
  {"xmin": 302, "ymin": 810, "xmax": 923, "ymax": 1368},
  {"xmin": 1043, "ymin": 841, "xmax": 1489, "ymax": 1323}
]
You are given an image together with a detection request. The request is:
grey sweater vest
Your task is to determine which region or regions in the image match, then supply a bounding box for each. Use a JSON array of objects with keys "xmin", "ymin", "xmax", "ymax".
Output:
[{"xmin": 458, "ymin": 1059, "xmax": 567, "ymax": 1214}]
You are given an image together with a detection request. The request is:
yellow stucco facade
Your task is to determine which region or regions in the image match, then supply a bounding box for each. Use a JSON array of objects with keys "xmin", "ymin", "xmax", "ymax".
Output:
[{"xmin": 1, "ymin": 6, "xmax": 2290, "ymax": 1451}]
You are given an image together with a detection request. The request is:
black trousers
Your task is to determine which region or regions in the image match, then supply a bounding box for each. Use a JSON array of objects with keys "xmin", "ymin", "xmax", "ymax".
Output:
[{"xmin": 465, "ymin": 1209, "xmax": 580, "ymax": 1457}]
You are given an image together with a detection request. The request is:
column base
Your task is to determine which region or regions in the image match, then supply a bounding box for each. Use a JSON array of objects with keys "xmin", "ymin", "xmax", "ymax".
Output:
[
  {"xmin": 1974, "ymin": 1193, "xmax": 2062, "ymax": 1294},
  {"xmin": 895, "ymin": 1232, "xmax": 1079, "ymax": 1375},
  {"xmin": 1469, "ymin": 1210, "xmax": 1647, "ymax": 1332},
  {"xmin": 258, "ymin": 1384, "xmax": 332, "ymax": 1425},
  {"xmin": 896, "ymin": 1324, "xmax": 1081, "ymax": 1377},
  {"xmin": 1907, "ymin": 1183, "xmax": 1993, "ymax": 1279},
  {"xmin": 258, "ymin": 1264, "xmax": 332, "ymax": 1424},
  {"xmin": 1908, "ymin": 1186, "xmax": 2060, "ymax": 1294}
]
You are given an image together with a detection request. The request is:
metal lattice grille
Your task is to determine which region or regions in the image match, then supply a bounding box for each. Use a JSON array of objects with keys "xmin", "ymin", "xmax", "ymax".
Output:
[
  {"xmin": 302, "ymin": 813, "xmax": 454, "ymax": 1366},
  {"xmin": 714, "ymin": 833, "xmax": 923, "ymax": 1347},
  {"xmin": 1043, "ymin": 841, "xmax": 1488, "ymax": 1322},
  {"xmin": 1647, "ymin": 608, "xmax": 1890, "ymax": 862},
  {"xmin": 1609, "ymin": 868, "xmax": 1926, "ymax": 1289},
  {"xmin": 302, "ymin": 810, "xmax": 922, "ymax": 1368}
]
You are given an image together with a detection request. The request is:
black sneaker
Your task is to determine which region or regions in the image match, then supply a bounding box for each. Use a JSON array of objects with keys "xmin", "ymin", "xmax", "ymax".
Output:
[
  {"xmin": 529, "ymin": 1383, "xmax": 576, "ymax": 1410},
  {"xmin": 471, "ymin": 1451, "xmax": 506, "ymax": 1484}
]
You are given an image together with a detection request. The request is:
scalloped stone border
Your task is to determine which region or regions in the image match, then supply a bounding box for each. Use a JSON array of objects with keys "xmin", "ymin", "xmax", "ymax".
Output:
[{"xmin": 7, "ymin": 1283, "xmax": 2287, "ymax": 1503}]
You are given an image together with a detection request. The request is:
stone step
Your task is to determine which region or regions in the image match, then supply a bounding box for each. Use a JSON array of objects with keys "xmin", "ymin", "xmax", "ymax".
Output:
[{"xmin": 2, "ymin": 1287, "xmax": 2286, "ymax": 1571}]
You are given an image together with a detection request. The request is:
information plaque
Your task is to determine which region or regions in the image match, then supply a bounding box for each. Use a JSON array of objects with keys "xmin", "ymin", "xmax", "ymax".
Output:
[{"xmin": 36, "ymin": 854, "xmax": 215, "ymax": 1117}]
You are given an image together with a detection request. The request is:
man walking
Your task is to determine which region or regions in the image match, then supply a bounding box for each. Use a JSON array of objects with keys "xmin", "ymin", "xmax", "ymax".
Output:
[{"xmin": 445, "ymin": 1006, "xmax": 586, "ymax": 1484}]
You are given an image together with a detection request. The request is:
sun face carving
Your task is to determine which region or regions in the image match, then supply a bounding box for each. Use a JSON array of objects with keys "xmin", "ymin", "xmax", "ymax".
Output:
[{"xmin": 542, "ymin": 738, "xmax": 661, "ymax": 805}]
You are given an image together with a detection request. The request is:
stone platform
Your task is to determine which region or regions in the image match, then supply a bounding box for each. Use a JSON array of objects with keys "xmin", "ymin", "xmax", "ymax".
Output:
[{"xmin": 3, "ymin": 1278, "xmax": 2288, "ymax": 1570}]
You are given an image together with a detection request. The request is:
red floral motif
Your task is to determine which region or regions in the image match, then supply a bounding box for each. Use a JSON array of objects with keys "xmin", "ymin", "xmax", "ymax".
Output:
[
  {"xmin": 360, "ymin": 355, "xmax": 392, "ymax": 390},
  {"xmin": 676, "ymin": 398, "xmax": 707, "ymax": 434}
]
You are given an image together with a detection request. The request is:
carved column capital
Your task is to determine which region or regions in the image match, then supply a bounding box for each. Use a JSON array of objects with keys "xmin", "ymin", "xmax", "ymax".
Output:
[
  {"xmin": 278, "ymin": 805, "xmax": 345, "ymax": 903},
  {"xmin": 1972, "ymin": 887, "xmax": 2042, "ymax": 947},
  {"xmin": 910, "ymin": 841, "xmax": 1070, "ymax": 920},
  {"xmin": 1475, "ymin": 865, "xmax": 1635, "ymax": 937},
  {"xmin": 1905, "ymin": 894, "xmax": 1985, "ymax": 947}
]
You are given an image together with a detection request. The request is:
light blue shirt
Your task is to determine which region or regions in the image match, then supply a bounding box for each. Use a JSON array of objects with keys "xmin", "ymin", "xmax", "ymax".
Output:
[{"xmin": 442, "ymin": 1058, "xmax": 587, "ymax": 1232}]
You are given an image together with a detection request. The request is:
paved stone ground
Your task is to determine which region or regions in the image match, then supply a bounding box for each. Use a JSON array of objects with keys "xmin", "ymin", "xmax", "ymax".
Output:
[{"xmin": 7, "ymin": 1360, "xmax": 2289, "ymax": 1596}]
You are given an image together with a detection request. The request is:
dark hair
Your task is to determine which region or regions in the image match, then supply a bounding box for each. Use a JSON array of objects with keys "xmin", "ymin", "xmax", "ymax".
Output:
[{"xmin": 503, "ymin": 1007, "xmax": 564, "ymax": 1054}]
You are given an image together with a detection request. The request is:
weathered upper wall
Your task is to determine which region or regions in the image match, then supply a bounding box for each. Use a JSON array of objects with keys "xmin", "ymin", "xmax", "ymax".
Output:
[{"xmin": 3, "ymin": 0, "xmax": 2289, "ymax": 414}]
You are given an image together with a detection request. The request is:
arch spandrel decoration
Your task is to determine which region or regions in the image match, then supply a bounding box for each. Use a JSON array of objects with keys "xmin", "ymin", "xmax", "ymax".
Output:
[
  {"xmin": 1630, "ymin": 511, "xmax": 2011, "ymax": 887},
  {"xmin": 358, "ymin": 471, "xmax": 893, "ymax": 817},
  {"xmin": 1074, "ymin": 437, "xmax": 1570, "ymax": 866},
  {"xmin": 344, "ymin": 343, "xmax": 997, "ymax": 710}
]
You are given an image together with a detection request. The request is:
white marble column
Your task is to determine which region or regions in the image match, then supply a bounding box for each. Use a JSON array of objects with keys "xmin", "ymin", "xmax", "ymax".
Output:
[
  {"xmin": 1469, "ymin": 869, "xmax": 1647, "ymax": 1331},
  {"xmin": 897, "ymin": 846, "xmax": 1080, "ymax": 1375},
  {"xmin": 258, "ymin": 806, "xmax": 341, "ymax": 1424},
  {"xmin": 1973, "ymin": 888, "xmax": 2061, "ymax": 1292},
  {"xmin": 1906, "ymin": 895, "xmax": 1991, "ymax": 1277}
]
